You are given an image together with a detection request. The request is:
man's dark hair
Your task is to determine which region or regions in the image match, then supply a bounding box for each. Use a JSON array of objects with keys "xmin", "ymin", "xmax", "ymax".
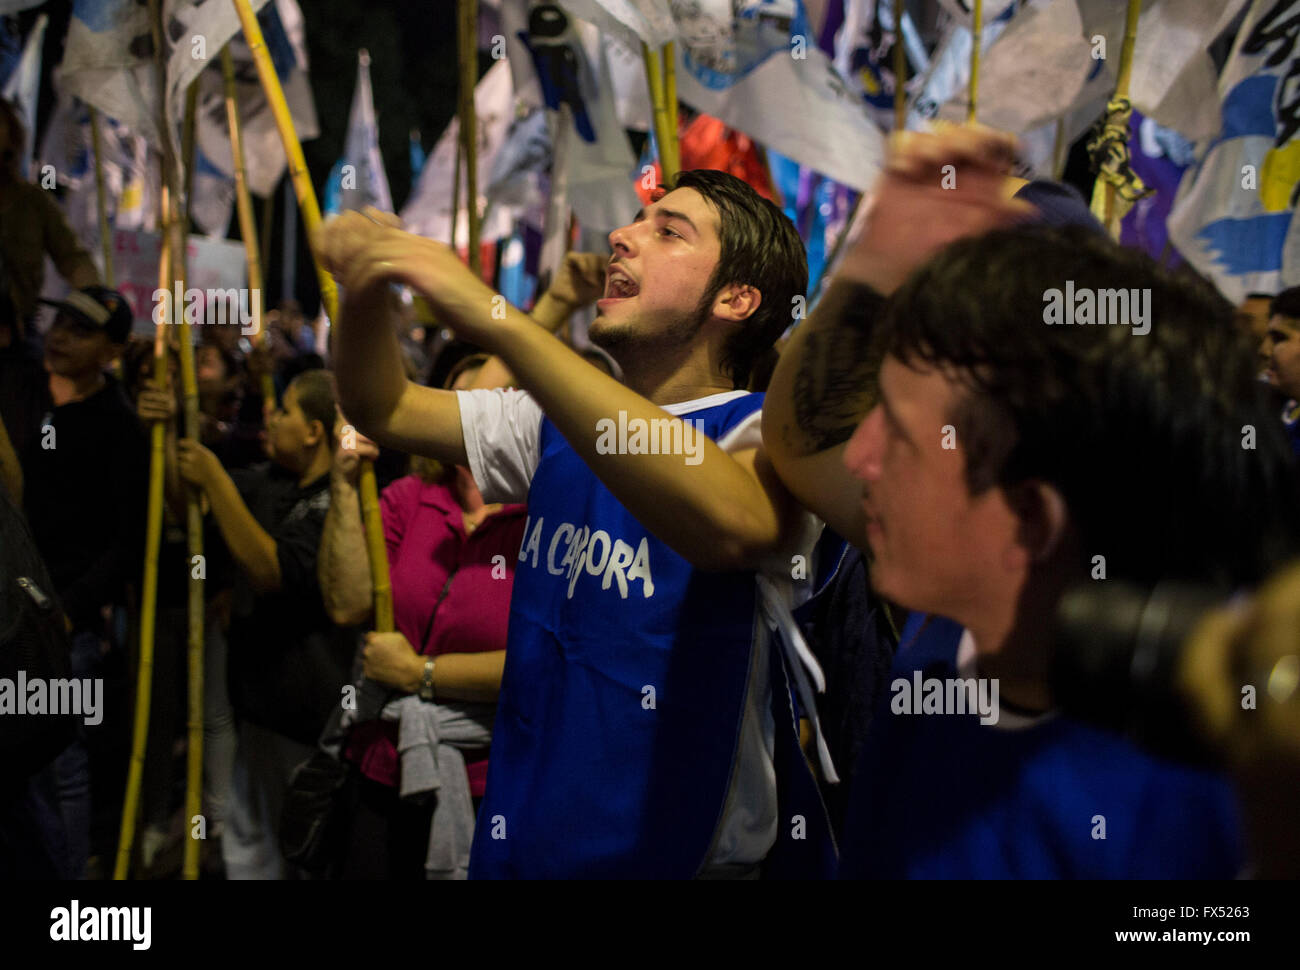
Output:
[
  {"xmin": 672, "ymin": 170, "xmax": 807, "ymax": 388},
  {"xmin": 289, "ymin": 368, "xmax": 337, "ymax": 448},
  {"xmin": 876, "ymin": 224, "xmax": 1300, "ymax": 588},
  {"xmin": 1269, "ymin": 286, "xmax": 1300, "ymax": 321}
]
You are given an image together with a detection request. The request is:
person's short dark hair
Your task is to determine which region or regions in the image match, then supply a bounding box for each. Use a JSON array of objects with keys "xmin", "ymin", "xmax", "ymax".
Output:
[
  {"xmin": 424, "ymin": 339, "xmax": 483, "ymax": 390},
  {"xmin": 1269, "ymin": 286, "xmax": 1300, "ymax": 321},
  {"xmin": 672, "ymin": 169, "xmax": 807, "ymax": 389},
  {"xmin": 444, "ymin": 352, "xmax": 491, "ymax": 390},
  {"xmin": 289, "ymin": 368, "xmax": 337, "ymax": 448},
  {"xmin": 875, "ymin": 224, "xmax": 1300, "ymax": 588},
  {"xmin": 281, "ymin": 351, "xmax": 325, "ymax": 385}
]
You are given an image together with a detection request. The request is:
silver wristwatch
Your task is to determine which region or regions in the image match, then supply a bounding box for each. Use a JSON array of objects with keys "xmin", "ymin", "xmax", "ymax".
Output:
[{"xmin": 418, "ymin": 657, "xmax": 436, "ymax": 701}]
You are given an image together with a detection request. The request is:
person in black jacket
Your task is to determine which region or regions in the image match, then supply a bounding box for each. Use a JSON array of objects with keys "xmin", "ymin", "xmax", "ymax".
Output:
[
  {"xmin": 174, "ymin": 368, "xmax": 348, "ymax": 878},
  {"xmin": 16, "ymin": 287, "xmax": 146, "ymax": 878}
]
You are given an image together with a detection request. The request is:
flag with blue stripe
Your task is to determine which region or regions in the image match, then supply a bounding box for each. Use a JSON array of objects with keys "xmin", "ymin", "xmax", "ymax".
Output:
[{"xmin": 1168, "ymin": 0, "xmax": 1300, "ymax": 302}]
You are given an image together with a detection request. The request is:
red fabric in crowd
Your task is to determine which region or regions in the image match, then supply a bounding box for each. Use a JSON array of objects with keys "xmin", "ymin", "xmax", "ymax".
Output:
[{"xmin": 635, "ymin": 113, "xmax": 776, "ymax": 206}]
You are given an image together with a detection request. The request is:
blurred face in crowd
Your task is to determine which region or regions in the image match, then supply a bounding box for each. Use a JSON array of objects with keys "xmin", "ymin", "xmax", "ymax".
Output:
[
  {"xmin": 1264, "ymin": 314, "xmax": 1300, "ymax": 400},
  {"xmin": 842, "ymin": 355, "xmax": 1029, "ymax": 627},
  {"xmin": 44, "ymin": 315, "xmax": 120, "ymax": 381},
  {"xmin": 265, "ymin": 383, "xmax": 324, "ymax": 472},
  {"xmin": 196, "ymin": 344, "xmax": 231, "ymax": 398},
  {"xmin": 591, "ymin": 187, "xmax": 724, "ymax": 362}
]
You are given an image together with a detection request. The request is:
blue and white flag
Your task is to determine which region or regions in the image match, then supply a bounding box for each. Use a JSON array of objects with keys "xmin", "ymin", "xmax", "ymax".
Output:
[
  {"xmin": 669, "ymin": 0, "xmax": 885, "ymax": 191},
  {"xmin": 36, "ymin": 93, "xmax": 158, "ymax": 276},
  {"xmin": 193, "ymin": 0, "xmax": 318, "ymax": 198},
  {"xmin": 56, "ymin": 0, "xmax": 274, "ymax": 187},
  {"xmin": 1168, "ymin": 0, "xmax": 1300, "ymax": 303},
  {"xmin": 402, "ymin": 59, "xmax": 521, "ymax": 244},
  {"xmin": 1, "ymin": 12, "xmax": 46, "ymax": 177},
  {"xmin": 324, "ymin": 49, "xmax": 393, "ymax": 216}
]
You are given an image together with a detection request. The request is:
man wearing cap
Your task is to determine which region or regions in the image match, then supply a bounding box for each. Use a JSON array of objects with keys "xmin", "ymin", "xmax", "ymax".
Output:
[{"xmin": 17, "ymin": 285, "xmax": 148, "ymax": 878}]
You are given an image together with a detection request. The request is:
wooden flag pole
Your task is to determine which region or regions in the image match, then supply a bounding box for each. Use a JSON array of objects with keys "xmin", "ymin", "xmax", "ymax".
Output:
[
  {"xmin": 1088, "ymin": 0, "xmax": 1145, "ymax": 237},
  {"xmin": 181, "ymin": 80, "xmax": 199, "ymax": 226},
  {"xmin": 116, "ymin": 0, "xmax": 176, "ymax": 881},
  {"xmin": 662, "ymin": 41, "xmax": 680, "ymax": 179},
  {"xmin": 967, "ymin": 0, "xmax": 984, "ymax": 124},
  {"xmin": 230, "ymin": 0, "xmax": 393, "ymax": 632},
  {"xmin": 172, "ymin": 81, "xmax": 206, "ymax": 883},
  {"xmin": 642, "ymin": 43, "xmax": 679, "ymax": 185},
  {"xmin": 89, "ymin": 107, "xmax": 115, "ymax": 286},
  {"xmin": 222, "ymin": 45, "xmax": 273, "ymax": 406},
  {"xmin": 457, "ymin": 0, "xmax": 481, "ymax": 277},
  {"xmin": 115, "ymin": 178, "xmax": 168, "ymax": 880}
]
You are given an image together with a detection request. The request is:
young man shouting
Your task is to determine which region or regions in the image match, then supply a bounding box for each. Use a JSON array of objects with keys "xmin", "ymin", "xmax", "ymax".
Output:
[{"xmin": 316, "ymin": 171, "xmax": 834, "ymax": 878}]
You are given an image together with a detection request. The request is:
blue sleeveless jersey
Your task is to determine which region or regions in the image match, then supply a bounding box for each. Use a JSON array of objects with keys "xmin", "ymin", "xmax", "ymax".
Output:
[
  {"xmin": 838, "ymin": 614, "xmax": 1243, "ymax": 879},
  {"xmin": 468, "ymin": 393, "xmax": 831, "ymax": 878}
]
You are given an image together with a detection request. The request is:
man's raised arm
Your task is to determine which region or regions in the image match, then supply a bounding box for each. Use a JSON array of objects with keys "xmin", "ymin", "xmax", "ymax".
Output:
[
  {"xmin": 763, "ymin": 126, "xmax": 1033, "ymax": 550},
  {"xmin": 315, "ymin": 211, "xmax": 467, "ymax": 465}
]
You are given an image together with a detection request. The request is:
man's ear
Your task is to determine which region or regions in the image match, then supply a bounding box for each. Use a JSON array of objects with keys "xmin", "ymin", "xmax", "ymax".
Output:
[
  {"xmin": 303, "ymin": 417, "xmax": 326, "ymax": 450},
  {"xmin": 1005, "ymin": 479, "xmax": 1070, "ymax": 564},
  {"xmin": 712, "ymin": 283, "xmax": 762, "ymax": 323}
]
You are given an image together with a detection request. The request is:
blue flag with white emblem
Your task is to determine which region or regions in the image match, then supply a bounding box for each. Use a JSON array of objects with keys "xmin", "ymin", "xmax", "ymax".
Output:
[{"xmin": 1168, "ymin": 0, "xmax": 1300, "ymax": 302}]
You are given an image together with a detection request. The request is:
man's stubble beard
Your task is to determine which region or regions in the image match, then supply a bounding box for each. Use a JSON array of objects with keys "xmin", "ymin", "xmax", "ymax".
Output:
[{"xmin": 589, "ymin": 294, "xmax": 712, "ymax": 380}]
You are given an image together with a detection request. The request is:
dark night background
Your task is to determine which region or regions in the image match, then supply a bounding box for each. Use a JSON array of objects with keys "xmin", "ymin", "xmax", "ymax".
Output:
[{"xmin": 8, "ymin": 0, "xmax": 487, "ymax": 317}]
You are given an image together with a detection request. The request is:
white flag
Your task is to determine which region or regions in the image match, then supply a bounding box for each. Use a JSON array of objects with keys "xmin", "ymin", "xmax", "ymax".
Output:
[
  {"xmin": 670, "ymin": 1, "xmax": 886, "ymax": 190},
  {"xmin": 401, "ymin": 59, "xmax": 519, "ymax": 244},
  {"xmin": 193, "ymin": 0, "xmax": 319, "ymax": 198},
  {"xmin": 1168, "ymin": 0, "xmax": 1300, "ymax": 303},
  {"xmin": 2, "ymin": 12, "xmax": 46, "ymax": 177},
  {"xmin": 36, "ymin": 94, "xmax": 159, "ymax": 277},
  {"xmin": 56, "ymin": 0, "xmax": 274, "ymax": 190},
  {"xmin": 325, "ymin": 49, "xmax": 393, "ymax": 216}
]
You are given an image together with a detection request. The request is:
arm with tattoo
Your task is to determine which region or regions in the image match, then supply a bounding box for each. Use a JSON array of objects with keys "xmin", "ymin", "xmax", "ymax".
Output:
[{"xmin": 763, "ymin": 125, "xmax": 1032, "ymax": 549}]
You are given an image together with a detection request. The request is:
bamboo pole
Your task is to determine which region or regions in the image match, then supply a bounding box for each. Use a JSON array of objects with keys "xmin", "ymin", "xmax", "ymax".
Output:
[
  {"xmin": 230, "ymin": 0, "xmax": 393, "ymax": 632},
  {"xmin": 89, "ymin": 107, "xmax": 115, "ymax": 286},
  {"xmin": 1088, "ymin": 0, "xmax": 1142, "ymax": 236},
  {"xmin": 115, "ymin": 175, "xmax": 169, "ymax": 883},
  {"xmin": 172, "ymin": 83, "xmax": 205, "ymax": 883},
  {"xmin": 662, "ymin": 41, "xmax": 679, "ymax": 179},
  {"xmin": 457, "ymin": 0, "xmax": 481, "ymax": 277},
  {"xmin": 117, "ymin": 0, "xmax": 175, "ymax": 882},
  {"xmin": 967, "ymin": 0, "xmax": 983, "ymax": 124},
  {"xmin": 181, "ymin": 80, "xmax": 199, "ymax": 227},
  {"xmin": 222, "ymin": 45, "xmax": 273, "ymax": 406},
  {"xmin": 642, "ymin": 43, "xmax": 680, "ymax": 185}
]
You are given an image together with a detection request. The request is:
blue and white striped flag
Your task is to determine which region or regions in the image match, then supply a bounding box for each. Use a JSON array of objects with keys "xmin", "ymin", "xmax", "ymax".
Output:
[{"xmin": 1168, "ymin": 0, "xmax": 1300, "ymax": 303}]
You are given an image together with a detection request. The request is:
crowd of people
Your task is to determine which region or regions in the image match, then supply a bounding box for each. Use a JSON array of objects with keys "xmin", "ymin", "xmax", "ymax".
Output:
[{"xmin": 2, "ymin": 120, "xmax": 1299, "ymax": 879}]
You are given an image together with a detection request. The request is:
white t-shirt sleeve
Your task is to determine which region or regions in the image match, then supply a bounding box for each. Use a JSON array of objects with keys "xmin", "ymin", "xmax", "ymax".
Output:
[{"xmin": 456, "ymin": 387, "xmax": 545, "ymax": 504}]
